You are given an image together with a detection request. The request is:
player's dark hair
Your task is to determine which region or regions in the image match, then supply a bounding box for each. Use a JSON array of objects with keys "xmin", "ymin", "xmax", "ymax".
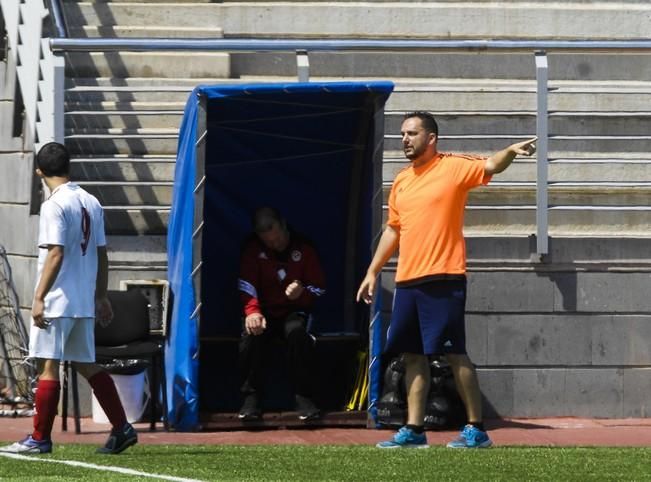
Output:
[
  {"xmin": 403, "ymin": 111, "xmax": 439, "ymax": 136},
  {"xmin": 252, "ymin": 206, "xmax": 286, "ymax": 233},
  {"xmin": 36, "ymin": 142, "xmax": 70, "ymax": 177}
]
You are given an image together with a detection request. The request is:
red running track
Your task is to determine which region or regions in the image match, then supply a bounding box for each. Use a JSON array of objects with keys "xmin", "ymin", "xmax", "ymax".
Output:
[{"xmin": 2, "ymin": 416, "xmax": 651, "ymax": 447}]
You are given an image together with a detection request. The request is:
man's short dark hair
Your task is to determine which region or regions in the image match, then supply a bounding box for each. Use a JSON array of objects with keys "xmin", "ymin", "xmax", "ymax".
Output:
[
  {"xmin": 252, "ymin": 206, "xmax": 286, "ymax": 233},
  {"xmin": 36, "ymin": 142, "xmax": 70, "ymax": 177},
  {"xmin": 404, "ymin": 111, "xmax": 439, "ymax": 136}
]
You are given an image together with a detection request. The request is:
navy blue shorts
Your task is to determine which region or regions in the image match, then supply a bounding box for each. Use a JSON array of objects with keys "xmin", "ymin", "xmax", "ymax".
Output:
[{"xmin": 384, "ymin": 279, "xmax": 467, "ymax": 356}]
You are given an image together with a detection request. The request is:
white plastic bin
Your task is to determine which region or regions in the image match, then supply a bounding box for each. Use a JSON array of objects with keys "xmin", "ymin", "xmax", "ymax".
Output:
[{"xmin": 92, "ymin": 371, "xmax": 149, "ymax": 424}]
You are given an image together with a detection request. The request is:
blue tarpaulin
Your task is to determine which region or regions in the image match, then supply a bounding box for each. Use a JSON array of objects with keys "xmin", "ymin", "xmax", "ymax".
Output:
[{"xmin": 167, "ymin": 82, "xmax": 393, "ymax": 430}]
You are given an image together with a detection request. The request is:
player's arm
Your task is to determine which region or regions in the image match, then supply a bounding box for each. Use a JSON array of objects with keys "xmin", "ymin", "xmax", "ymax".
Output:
[
  {"xmin": 356, "ymin": 225, "xmax": 399, "ymax": 304},
  {"xmin": 239, "ymin": 243, "xmax": 266, "ymax": 335},
  {"xmin": 484, "ymin": 137, "xmax": 537, "ymax": 175},
  {"xmin": 95, "ymin": 246, "xmax": 113, "ymax": 327},
  {"xmin": 32, "ymin": 245, "xmax": 64, "ymax": 328},
  {"xmin": 96, "ymin": 246, "xmax": 109, "ymax": 299}
]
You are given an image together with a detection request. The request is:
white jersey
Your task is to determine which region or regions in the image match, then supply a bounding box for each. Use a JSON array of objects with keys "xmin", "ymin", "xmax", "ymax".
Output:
[{"xmin": 36, "ymin": 182, "xmax": 106, "ymax": 318}]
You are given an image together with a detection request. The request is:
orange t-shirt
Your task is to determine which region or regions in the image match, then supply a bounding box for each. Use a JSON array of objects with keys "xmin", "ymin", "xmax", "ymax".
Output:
[{"xmin": 387, "ymin": 152, "xmax": 491, "ymax": 285}]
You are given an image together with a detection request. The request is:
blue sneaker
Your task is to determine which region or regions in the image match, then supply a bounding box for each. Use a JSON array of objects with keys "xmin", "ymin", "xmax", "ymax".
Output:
[
  {"xmin": 0, "ymin": 435, "xmax": 52, "ymax": 454},
  {"xmin": 447, "ymin": 424, "xmax": 492, "ymax": 449},
  {"xmin": 377, "ymin": 426, "xmax": 429, "ymax": 449}
]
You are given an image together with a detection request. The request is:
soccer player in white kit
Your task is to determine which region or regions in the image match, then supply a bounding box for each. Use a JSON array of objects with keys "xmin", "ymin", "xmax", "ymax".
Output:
[{"xmin": 0, "ymin": 142, "xmax": 137, "ymax": 454}]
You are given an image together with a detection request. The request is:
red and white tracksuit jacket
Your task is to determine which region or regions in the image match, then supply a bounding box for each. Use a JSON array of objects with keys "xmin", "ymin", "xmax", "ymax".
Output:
[{"xmin": 238, "ymin": 233, "xmax": 326, "ymax": 320}]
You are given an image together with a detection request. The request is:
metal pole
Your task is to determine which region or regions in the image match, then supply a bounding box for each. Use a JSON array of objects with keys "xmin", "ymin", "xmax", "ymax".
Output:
[
  {"xmin": 44, "ymin": 0, "xmax": 69, "ymax": 38},
  {"xmin": 50, "ymin": 38, "xmax": 651, "ymax": 53},
  {"xmin": 535, "ymin": 51, "xmax": 549, "ymax": 256},
  {"xmin": 191, "ymin": 94, "xmax": 207, "ymax": 323},
  {"xmin": 52, "ymin": 53, "xmax": 65, "ymax": 143},
  {"xmin": 296, "ymin": 50, "xmax": 310, "ymax": 82}
]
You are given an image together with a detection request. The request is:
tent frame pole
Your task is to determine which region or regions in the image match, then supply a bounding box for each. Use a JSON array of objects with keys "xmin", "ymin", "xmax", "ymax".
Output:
[
  {"xmin": 192, "ymin": 94, "xmax": 208, "ymax": 328},
  {"xmin": 296, "ymin": 50, "xmax": 310, "ymax": 82}
]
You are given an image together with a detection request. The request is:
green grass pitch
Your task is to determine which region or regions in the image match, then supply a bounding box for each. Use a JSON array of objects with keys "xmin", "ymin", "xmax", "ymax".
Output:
[{"xmin": 3, "ymin": 445, "xmax": 651, "ymax": 481}]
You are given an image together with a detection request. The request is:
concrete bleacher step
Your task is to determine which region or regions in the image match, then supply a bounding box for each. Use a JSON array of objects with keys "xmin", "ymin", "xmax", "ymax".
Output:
[
  {"xmin": 65, "ymin": 85, "xmax": 195, "ymax": 103},
  {"xmin": 70, "ymin": 0, "xmax": 651, "ymax": 3},
  {"xmin": 387, "ymin": 204, "xmax": 651, "ymax": 237},
  {"xmin": 385, "ymin": 111, "xmax": 651, "ymax": 136},
  {"xmin": 473, "ymin": 184, "xmax": 651, "ymax": 208},
  {"xmin": 65, "ymin": 109, "xmax": 651, "ymax": 138},
  {"xmin": 66, "ymin": 110, "xmax": 183, "ymax": 130},
  {"xmin": 63, "ymin": 51, "xmax": 230, "ymax": 78},
  {"xmin": 383, "ymin": 134, "xmax": 651, "ymax": 154},
  {"xmin": 383, "ymin": 159, "xmax": 651, "ymax": 184},
  {"xmin": 69, "ymin": 26, "xmax": 223, "ymax": 38},
  {"xmin": 381, "ymin": 181, "xmax": 651, "ymax": 206},
  {"xmin": 387, "ymin": 83, "xmax": 651, "ymax": 112},
  {"xmin": 65, "ymin": 130, "xmax": 179, "ymax": 155},
  {"xmin": 224, "ymin": 76, "xmax": 651, "ymax": 113},
  {"xmin": 66, "ymin": 77, "xmax": 232, "ymax": 88},
  {"xmin": 106, "ymin": 234, "xmax": 167, "ymax": 267},
  {"xmin": 65, "ymin": 101, "xmax": 186, "ymax": 112},
  {"xmin": 464, "ymin": 235, "xmax": 651, "ymax": 265},
  {"xmin": 231, "ymin": 52, "xmax": 651, "ymax": 81},
  {"xmin": 378, "ymin": 174, "xmax": 651, "ymax": 236},
  {"xmin": 77, "ymin": 181, "xmax": 173, "ymax": 206},
  {"xmin": 102, "ymin": 206, "xmax": 170, "ymax": 235},
  {"xmin": 63, "ymin": 2, "xmax": 651, "ymax": 41},
  {"xmin": 462, "ymin": 207, "xmax": 651, "ymax": 237},
  {"xmin": 70, "ymin": 156, "xmax": 176, "ymax": 182}
]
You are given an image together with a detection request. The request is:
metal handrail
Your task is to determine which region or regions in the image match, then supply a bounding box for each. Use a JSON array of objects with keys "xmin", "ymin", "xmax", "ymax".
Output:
[
  {"xmin": 44, "ymin": 0, "xmax": 68, "ymax": 38},
  {"xmin": 42, "ymin": 0, "xmax": 651, "ymax": 258},
  {"xmin": 50, "ymin": 38, "xmax": 651, "ymax": 53}
]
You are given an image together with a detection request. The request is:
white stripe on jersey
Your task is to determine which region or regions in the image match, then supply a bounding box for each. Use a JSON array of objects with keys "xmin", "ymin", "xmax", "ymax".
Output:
[
  {"xmin": 238, "ymin": 279, "xmax": 258, "ymax": 298},
  {"xmin": 305, "ymin": 285, "xmax": 325, "ymax": 297}
]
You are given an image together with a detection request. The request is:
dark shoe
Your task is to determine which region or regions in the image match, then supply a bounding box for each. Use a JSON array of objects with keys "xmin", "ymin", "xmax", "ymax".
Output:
[
  {"xmin": 295, "ymin": 395, "xmax": 320, "ymax": 421},
  {"xmin": 238, "ymin": 394, "xmax": 261, "ymax": 420},
  {"xmin": 0, "ymin": 435, "xmax": 52, "ymax": 454},
  {"xmin": 97, "ymin": 423, "xmax": 138, "ymax": 454}
]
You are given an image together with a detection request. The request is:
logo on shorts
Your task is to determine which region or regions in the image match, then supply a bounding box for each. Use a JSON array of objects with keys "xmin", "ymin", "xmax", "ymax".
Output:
[
  {"xmin": 443, "ymin": 340, "xmax": 453, "ymax": 348},
  {"xmin": 291, "ymin": 250, "xmax": 302, "ymax": 262},
  {"xmin": 258, "ymin": 252, "xmax": 268, "ymax": 260}
]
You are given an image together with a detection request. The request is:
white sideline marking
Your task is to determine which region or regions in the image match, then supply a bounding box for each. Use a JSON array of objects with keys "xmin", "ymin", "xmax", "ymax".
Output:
[{"xmin": 0, "ymin": 452, "xmax": 204, "ymax": 482}]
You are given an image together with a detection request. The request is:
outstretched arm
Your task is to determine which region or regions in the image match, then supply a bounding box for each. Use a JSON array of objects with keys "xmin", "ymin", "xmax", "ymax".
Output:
[
  {"xmin": 484, "ymin": 137, "xmax": 537, "ymax": 175},
  {"xmin": 356, "ymin": 225, "xmax": 400, "ymax": 304}
]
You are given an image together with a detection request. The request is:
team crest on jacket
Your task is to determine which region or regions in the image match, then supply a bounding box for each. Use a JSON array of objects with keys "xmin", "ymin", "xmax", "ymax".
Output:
[{"xmin": 291, "ymin": 250, "xmax": 302, "ymax": 262}]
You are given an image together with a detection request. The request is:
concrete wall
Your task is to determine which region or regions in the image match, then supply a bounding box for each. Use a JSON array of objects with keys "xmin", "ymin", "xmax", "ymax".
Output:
[{"xmin": 379, "ymin": 235, "xmax": 651, "ymax": 418}]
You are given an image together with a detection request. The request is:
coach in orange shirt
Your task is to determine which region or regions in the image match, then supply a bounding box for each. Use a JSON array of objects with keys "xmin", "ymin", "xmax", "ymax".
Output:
[{"xmin": 357, "ymin": 111, "xmax": 536, "ymax": 449}]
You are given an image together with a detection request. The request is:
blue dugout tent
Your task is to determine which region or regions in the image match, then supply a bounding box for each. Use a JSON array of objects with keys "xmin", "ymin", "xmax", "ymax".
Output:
[{"xmin": 166, "ymin": 82, "xmax": 394, "ymax": 430}]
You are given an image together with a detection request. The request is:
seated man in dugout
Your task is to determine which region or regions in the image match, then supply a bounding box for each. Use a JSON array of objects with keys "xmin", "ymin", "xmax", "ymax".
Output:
[{"xmin": 237, "ymin": 206, "xmax": 326, "ymax": 421}]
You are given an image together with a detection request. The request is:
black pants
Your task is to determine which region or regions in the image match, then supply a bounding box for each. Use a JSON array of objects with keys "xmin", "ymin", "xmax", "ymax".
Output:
[{"xmin": 239, "ymin": 312, "xmax": 315, "ymax": 400}]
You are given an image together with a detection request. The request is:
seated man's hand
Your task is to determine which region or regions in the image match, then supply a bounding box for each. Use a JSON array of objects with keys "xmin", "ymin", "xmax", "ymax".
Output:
[
  {"xmin": 245, "ymin": 313, "xmax": 267, "ymax": 336},
  {"xmin": 285, "ymin": 280, "xmax": 304, "ymax": 301}
]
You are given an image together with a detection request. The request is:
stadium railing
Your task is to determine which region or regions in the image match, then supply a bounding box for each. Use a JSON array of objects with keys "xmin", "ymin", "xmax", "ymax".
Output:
[{"xmin": 10, "ymin": 0, "xmax": 651, "ymax": 255}]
